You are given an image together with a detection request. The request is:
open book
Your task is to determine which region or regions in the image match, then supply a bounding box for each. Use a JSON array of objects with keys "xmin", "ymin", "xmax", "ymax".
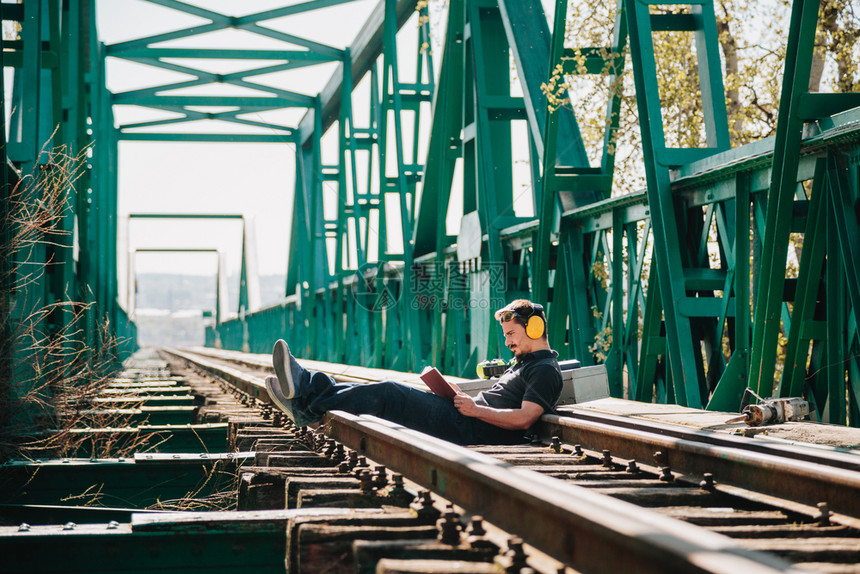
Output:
[{"xmin": 419, "ymin": 366, "xmax": 461, "ymax": 401}]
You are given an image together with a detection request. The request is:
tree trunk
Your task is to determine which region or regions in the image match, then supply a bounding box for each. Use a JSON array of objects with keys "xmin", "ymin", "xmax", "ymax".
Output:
[{"xmin": 716, "ymin": 2, "xmax": 743, "ymax": 142}]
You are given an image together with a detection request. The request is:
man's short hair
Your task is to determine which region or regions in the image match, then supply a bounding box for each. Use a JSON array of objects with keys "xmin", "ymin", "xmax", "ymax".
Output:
[{"xmin": 494, "ymin": 299, "xmax": 547, "ymax": 337}]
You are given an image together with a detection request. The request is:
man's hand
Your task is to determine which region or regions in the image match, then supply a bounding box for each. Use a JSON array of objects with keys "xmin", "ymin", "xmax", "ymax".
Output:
[
  {"xmin": 453, "ymin": 392, "xmax": 480, "ymax": 417},
  {"xmin": 453, "ymin": 392, "xmax": 544, "ymax": 430}
]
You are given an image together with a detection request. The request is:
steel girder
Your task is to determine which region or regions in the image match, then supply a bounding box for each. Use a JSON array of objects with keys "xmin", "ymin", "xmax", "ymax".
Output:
[
  {"xmin": 101, "ymin": 0, "xmax": 367, "ymax": 356},
  {"xmin": 537, "ymin": 0, "xmax": 859, "ymax": 422},
  {"xmin": 535, "ymin": 0, "xmax": 627, "ymax": 384},
  {"xmin": 545, "ymin": 111, "xmax": 860, "ymax": 424},
  {"xmin": 410, "ymin": 0, "xmax": 588, "ymax": 375},
  {"xmin": 223, "ymin": 0, "xmax": 431, "ymax": 367},
  {"xmin": 153, "ymin": 0, "xmax": 860, "ymax": 424},
  {"xmin": 223, "ymin": 0, "xmax": 570, "ymax": 373},
  {"xmin": 624, "ymin": 0, "xmax": 731, "ymax": 409},
  {"xmin": 1, "ymin": 0, "xmax": 135, "ymax": 429},
  {"xmin": 102, "ymin": 1, "xmax": 322, "ymax": 327},
  {"xmin": 746, "ymin": 0, "xmax": 860, "ymax": 411},
  {"xmin": 415, "ymin": 0, "xmax": 858, "ymax": 423},
  {"xmin": 203, "ymin": 0, "xmax": 622, "ymax": 375},
  {"xmin": 104, "ymin": 1, "xmax": 344, "ymax": 141}
]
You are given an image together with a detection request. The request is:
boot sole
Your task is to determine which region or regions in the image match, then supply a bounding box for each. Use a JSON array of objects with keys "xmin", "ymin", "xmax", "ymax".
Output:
[{"xmin": 272, "ymin": 339, "xmax": 297, "ymax": 398}]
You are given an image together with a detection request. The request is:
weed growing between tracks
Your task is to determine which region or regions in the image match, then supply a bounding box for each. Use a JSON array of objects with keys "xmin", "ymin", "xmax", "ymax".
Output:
[
  {"xmin": 0, "ymin": 145, "xmax": 239, "ymax": 512},
  {"xmin": 0, "ymin": 144, "xmax": 139, "ymax": 463},
  {"xmin": 146, "ymin": 462, "xmax": 241, "ymax": 512}
]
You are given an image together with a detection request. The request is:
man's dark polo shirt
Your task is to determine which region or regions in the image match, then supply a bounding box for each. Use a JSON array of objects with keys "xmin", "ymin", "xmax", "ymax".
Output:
[{"xmin": 475, "ymin": 349, "xmax": 562, "ymax": 412}]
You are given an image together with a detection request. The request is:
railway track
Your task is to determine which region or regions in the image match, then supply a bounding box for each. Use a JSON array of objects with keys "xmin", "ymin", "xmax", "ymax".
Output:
[
  {"xmin": 0, "ymin": 350, "xmax": 860, "ymax": 574},
  {"xmin": 163, "ymin": 347, "xmax": 860, "ymax": 574}
]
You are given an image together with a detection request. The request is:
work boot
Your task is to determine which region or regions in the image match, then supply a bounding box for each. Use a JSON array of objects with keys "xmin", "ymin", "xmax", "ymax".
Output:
[
  {"xmin": 264, "ymin": 376, "xmax": 317, "ymax": 427},
  {"xmin": 272, "ymin": 339, "xmax": 307, "ymax": 399}
]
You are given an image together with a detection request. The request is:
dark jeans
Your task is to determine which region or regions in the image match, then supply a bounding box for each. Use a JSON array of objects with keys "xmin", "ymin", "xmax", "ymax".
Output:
[{"xmin": 298, "ymin": 371, "xmax": 528, "ymax": 446}]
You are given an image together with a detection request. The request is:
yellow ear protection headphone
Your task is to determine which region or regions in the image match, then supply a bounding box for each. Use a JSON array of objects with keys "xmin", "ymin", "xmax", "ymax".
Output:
[
  {"xmin": 524, "ymin": 303, "xmax": 546, "ymax": 339},
  {"xmin": 499, "ymin": 304, "xmax": 546, "ymax": 339}
]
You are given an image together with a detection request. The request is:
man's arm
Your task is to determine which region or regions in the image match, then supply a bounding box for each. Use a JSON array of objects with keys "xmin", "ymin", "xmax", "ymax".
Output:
[{"xmin": 452, "ymin": 394, "xmax": 544, "ymax": 430}]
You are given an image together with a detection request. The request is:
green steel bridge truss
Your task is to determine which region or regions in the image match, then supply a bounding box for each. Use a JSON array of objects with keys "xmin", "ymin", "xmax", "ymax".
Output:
[
  {"xmin": 0, "ymin": 0, "xmax": 135, "ymax": 410},
  {"xmin": 2, "ymin": 0, "xmax": 859, "ymax": 425}
]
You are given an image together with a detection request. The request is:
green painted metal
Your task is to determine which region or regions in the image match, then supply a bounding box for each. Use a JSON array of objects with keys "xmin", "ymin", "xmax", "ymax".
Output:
[
  {"xmin": 780, "ymin": 159, "xmax": 827, "ymax": 400},
  {"xmin": 97, "ymin": 0, "xmax": 346, "ymax": 358},
  {"xmin": 0, "ymin": 452, "xmax": 251, "ymax": 508},
  {"xmin": 463, "ymin": 0, "xmax": 520, "ymax": 362},
  {"xmin": 208, "ymin": 0, "xmax": 860, "ymax": 426},
  {"xmin": 5, "ymin": 0, "xmax": 860, "ymax": 432},
  {"xmin": 739, "ymin": 0, "xmax": 860, "ymax": 424},
  {"xmin": 229, "ymin": 0, "xmax": 434, "ymax": 371},
  {"xmin": 531, "ymin": 0, "xmax": 627, "ymax": 375},
  {"xmin": 104, "ymin": 2, "xmax": 342, "ymax": 141},
  {"xmin": 0, "ymin": 509, "xmax": 312, "ymax": 574},
  {"xmin": 412, "ymin": 0, "xmax": 465, "ymax": 373},
  {"xmin": 748, "ymin": 0, "xmax": 822, "ymax": 400},
  {"xmin": 625, "ymin": 0, "xmax": 731, "ymax": 409},
  {"xmin": 1, "ymin": 0, "xmax": 136, "ymax": 432},
  {"xmin": 532, "ymin": 0, "xmax": 601, "ymax": 307},
  {"xmin": 376, "ymin": 0, "xmax": 432, "ymax": 369}
]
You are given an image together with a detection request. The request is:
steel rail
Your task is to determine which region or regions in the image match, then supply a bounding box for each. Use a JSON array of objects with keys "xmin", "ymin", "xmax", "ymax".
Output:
[
  {"xmin": 539, "ymin": 413, "xmax": 860, "ymax": 524},
  {"xmin": 322, "ymin": 411, "xmax": 800, "ymax": 574},
  {"xmin": 163, "ymin": 348, "xmax": 269, "ymax": 402},
  {"xmin": 167, "ymin": 346, "xmax": 461, "ymax": 387},
  {"xmin": 550, "ymin": 408, "xmax": 860, "ymax": 472},
  {"xmin": 164, "ymin": 349, "xmax": 858, "ymax": 568},
  {"xmin": 171, "ymin": 348, "xmax": 860, "ymax": 510},
  {"xmin": 164, "ymin": 347, "xmax": 376, "ymax": 389},
  {"xmin": 163, "ymin": 347, "xmax": 459, "ymax": 413}
]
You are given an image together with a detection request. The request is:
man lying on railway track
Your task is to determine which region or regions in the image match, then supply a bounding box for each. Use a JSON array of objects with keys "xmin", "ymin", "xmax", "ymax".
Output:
[{"xmin": 264, "ymin": 299, "xmax": 563, "ymax": 445}]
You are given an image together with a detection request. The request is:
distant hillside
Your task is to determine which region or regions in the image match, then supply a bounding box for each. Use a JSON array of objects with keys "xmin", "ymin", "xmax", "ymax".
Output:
[
  {"xmin": 134, "ymin": 273, "xmax": 287, "ymax": 311},
  {"xmin": 134, "ymin": 309, "xmax": 208, "ymax": 348},
  {"xmin": 133, "ymin": 273, "xmax": 287, "ymax": 347}
]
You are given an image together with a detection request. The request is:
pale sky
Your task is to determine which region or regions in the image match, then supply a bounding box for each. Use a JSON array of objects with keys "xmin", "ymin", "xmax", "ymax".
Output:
[
  {"xmin": 96, "ymin": 0, "xmax": 549, "ymax": 311},
  {"xmin": 98, "ymin": 0, "xmax": 386, "ymax": 310}
]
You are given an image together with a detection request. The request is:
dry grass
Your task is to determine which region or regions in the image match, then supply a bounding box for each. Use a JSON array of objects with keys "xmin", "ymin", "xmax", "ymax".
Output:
[
  {"xmin": 145, "ymin": 461, "xmax": 241, "ymax": 512},
  {"xmin": 0, "ymin": 143, "xmax": 138, "ymax": 462},
  {"xmin": 0, "ymin": 144, "xmax": 242, "ymax": 512}
]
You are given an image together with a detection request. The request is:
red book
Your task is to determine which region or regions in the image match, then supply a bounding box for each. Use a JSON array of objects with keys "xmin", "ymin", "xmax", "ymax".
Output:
[{"xmin": 419, "ymin": 367, "xmax": 461, "ymax": 401}]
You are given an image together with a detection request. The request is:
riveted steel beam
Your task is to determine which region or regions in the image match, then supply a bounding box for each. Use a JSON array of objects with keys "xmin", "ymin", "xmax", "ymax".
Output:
[{"xmin": 325, "ymin": 410, "xmax": 797, "ymax": 574}]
